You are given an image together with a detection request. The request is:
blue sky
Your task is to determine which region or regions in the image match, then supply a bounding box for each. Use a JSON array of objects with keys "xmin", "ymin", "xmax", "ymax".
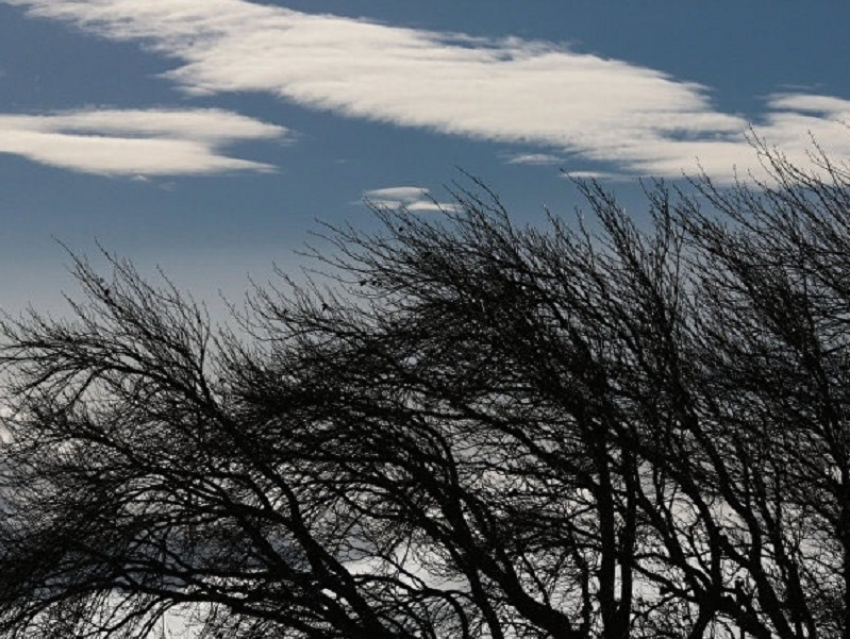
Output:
[{"xmin": 2, "ymin": 1, "xmax": 850, "ymax": 315}]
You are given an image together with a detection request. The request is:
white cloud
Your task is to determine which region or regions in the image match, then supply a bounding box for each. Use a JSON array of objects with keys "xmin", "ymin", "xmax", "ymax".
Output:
[
  {"xmin": 506, "ymin": 153, "xmax": 564, "ymax": 166},
  {"xmin": 768, "ymin": 94, "xmax": 850, "ymax": 115},
  {"xmin": 364, "ymin": 186, "xmax": 455, "ymax": 212},
  {"xmin": 364, "ymin": 186, "xmax": 430, "ymax": 202},
  {"xmin": 0, "ymin": 108, "xmax": 288, "ymax": 175},
  {"xmin": 5, "ymin": 0, "xmax": 850, "ymax": 182},
  {"xmin": 605, "ymin": 95, "xmax": 850, "ymax": 180},
  {"xmin": 562, "ymin": 170, "xmax": 620, "ymax": 180}
]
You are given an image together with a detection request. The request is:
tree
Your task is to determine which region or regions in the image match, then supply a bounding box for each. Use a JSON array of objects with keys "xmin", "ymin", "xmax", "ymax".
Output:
[{"xmin": 1, "ymin": 146, "xmax": 850, "ymax": 638}]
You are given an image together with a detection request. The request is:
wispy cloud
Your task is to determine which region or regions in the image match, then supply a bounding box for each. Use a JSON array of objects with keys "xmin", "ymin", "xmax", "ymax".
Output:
[
  {"xmin": 5, "ymin": 0, "xmax": 850, "ymax": 181},
  {"xmin": 0, "ymin": 108, "xmax": 288, "ymax": 175},
  {"xmin": 364, "ymin": 186, "xmax": 456, "ymax": 212},
  {"xmin": 506, "ymin": 153, "xmax": 564, "ymax": 166},
  {"xmin": 562, "ymin": 170, "xmax": 622, "ymax": 181}
]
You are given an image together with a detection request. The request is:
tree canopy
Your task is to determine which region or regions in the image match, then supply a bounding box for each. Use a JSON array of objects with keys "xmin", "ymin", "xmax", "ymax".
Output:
[{"xmin": 2, "ymin": 148, "xmax": 850, "ymax": 638}]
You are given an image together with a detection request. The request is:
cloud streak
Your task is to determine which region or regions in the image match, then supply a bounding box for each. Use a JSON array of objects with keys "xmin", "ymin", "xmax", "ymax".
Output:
[
  {"xmin": 363, "ymin": 186, "xmax": 456, "ymax": 212},
  {"xmin": 5, "ymin": 0, "xmax": 850, "ymax": 181},
  {"xmin": 0, "ymin": 108, "xmax": 288, "ymax": 176},
  {"xmin": 506, "ymin": 153, "xmax": 565, "ymax": 166}
]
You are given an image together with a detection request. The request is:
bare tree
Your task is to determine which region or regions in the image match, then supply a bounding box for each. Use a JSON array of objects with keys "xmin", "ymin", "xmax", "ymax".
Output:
[{"xmin": 1, "ymin": 146, "xmax": 849, "ymax": 638}]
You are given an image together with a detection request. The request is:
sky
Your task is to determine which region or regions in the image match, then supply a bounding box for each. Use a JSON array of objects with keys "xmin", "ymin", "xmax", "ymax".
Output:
[{"xmin": 2, "ymin": 1, "xmax": 850, "ymax": 317}]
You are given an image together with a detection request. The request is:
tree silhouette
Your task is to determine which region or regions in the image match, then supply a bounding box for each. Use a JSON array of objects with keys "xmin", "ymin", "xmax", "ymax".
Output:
[{"xmin": 1, "ymin": 146, "xmax": 850, "ymax": 638}]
